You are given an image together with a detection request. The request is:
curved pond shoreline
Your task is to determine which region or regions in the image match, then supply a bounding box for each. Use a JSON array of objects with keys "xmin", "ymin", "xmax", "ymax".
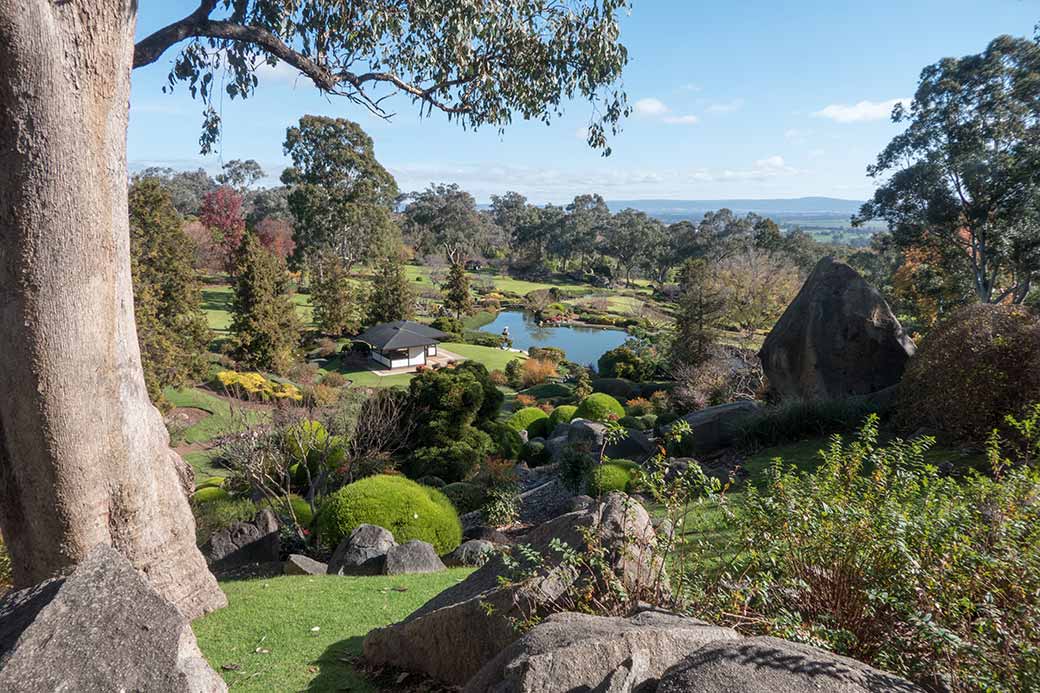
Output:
[{"xmin": 479, "ymin": 310, "xmax": 628, "ymax": 367}]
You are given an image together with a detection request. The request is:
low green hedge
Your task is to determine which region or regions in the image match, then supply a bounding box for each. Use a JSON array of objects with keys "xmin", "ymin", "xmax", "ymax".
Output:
[
  {"xmin": 574, "ymin": 393, "xmax": 625, "ymax": 422},
  {"xmin": 548, "ymin": 404, "xmax": 578, "ymax": 431},
  {"xmin": 192, "ymin": 487, "xmax": 230, "ymax": 504},
  {"xmin": 316, "ymin": 475, "xmax": 462, "ymax": 554}
]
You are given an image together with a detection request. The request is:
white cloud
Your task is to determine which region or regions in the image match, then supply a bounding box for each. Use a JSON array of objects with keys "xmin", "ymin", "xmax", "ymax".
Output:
[
  {"xmin": 634, "ymin": 97, "xmax": 670, "ymax": 116},
  {"xmin": 662, "ymin": 114, "xmax": 700, "ymax": 125},
  {"xmin": 633, "ymin": 98, "xmax": 698, "ymax": 125},
  {"xmin": 754, "ymin": 155, "xmax": 787, "ymax": 170},
  {"xmin": 706, "ymin": 98, "xmax": 745, "ymax": 114},
  {"xmin": 812, "ymin": 98, "xmax": 909, "ymax": 123},
  {"xmin": 255, "ymin": 60, "xmax": 308, "ymax": 87}
]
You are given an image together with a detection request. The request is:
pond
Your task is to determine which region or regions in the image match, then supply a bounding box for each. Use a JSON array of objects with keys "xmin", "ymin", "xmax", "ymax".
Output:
[{"xmin": 480, "ymin": 311, "xmax": 629, "ymax": 368}]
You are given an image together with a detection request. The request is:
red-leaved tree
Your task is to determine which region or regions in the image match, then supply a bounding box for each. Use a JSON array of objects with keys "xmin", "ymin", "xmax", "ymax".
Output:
[
  {"xmin": 255, "ymin": 216, "xmax": 295, "ymax": 261},
  {"xmin": 199, "ymin": 185, "xmax": 245, "ymax": 273}
]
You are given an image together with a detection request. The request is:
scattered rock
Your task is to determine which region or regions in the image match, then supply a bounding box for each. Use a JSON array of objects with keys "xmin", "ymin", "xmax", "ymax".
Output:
[
  {"xmin": 445, "ymin": 540, "xmax": 497, "ymax": 567},
  {"xmin": 656, "ymin": 636, "xmax": 925, "ymax": 693},
  {"xmin": 203, "ymin": 509, "xmax": 280, "ymax": 573},
  {"xmin": 546, "ymin": 418, "xmax": 655, "ymax": 464},
  {"xmin": 464, "ymin": 609, "xmax": 740, "ymax": 693},
  {"xmin": 464, "ymin": 526, "xmax": 513, "ymax": 545},
  {"xmin": 666, "ymin": 401, "xmax": 761, "ymax": 455},
  {"xmin": 759, "ymin": 256, "xmax": 915, "ymax": 401},
  {"xmin": 0, "ymin": 544, "xmax": 226, "ymax": 692},
  {"xmin": 284, "ymin": 554, "xmax": 328, "ymax": 576},
  {"xmin": 384, "ymin": 541, "xmax": 447, "ymax": 575},
  {"xmin": 363, "ymin": 493, "xmax": 664, "ymax": 685},
  {"xmin": 568, "ymin": 495, "xmax": 595, "ymax": 512},
  {"xmin": 328, "ymin": 524, "xmax": 396, "ymax": 576}
]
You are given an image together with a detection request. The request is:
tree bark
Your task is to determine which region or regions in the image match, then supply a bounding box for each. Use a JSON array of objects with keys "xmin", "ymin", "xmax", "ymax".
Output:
[{"xmin": 0, "ymin": 0, "xmax": 225, "ymax": 619}]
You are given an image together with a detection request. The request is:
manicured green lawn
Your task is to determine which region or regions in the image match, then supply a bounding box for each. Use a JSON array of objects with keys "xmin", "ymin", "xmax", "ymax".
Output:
[
  {"xmin": 194, "ymin": 571, "xmax": 474, "ymax": 692},
  {"xmin": 164, "ymin": 387, "xmax": 268, "ymax": 447},
  {"xmin": 201, "ymin": 283, "xmax": 314, "ymax": 336},
  {"xmin": 440, "ymin": 342, "xmax": 525, "ymax": 371}
]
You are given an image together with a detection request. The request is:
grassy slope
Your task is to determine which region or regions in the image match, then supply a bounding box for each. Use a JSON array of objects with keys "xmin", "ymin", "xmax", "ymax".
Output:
[
  {"xmin": 194, "ymin": 571, "xmax": 473, "ymax": 692},
  {"xmin": 202, "ymin": 283, "xmax": 314, "ymax": 337},
  {"xmin": 439, "ymin": 342, "xmax": 525, "ymax": 371}
]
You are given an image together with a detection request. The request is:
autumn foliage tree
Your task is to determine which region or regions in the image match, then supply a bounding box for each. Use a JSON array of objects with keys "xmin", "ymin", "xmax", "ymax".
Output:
[
  {"xmin": 200, "ymin": 185, "xmax": 246, "ymax": 273},
  {"xmin": 128, "ymin": 179, "xmax": 211, "ymax": 408}
]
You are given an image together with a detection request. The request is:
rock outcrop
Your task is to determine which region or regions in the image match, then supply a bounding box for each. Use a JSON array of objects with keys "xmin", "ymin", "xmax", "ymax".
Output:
[
  {"xmin": 363, "ymin": 493, "xmax": 664, "ymax": 686},
  {"xmin": 665, "ymin": 401, "xmax": 761, "ymax": 454},
  {"xmin": 546, "ymin": 418, "xmax": 656, "ymax": 464},
  {"xmin": 203, "ymin": 509, "xmax": 280, "ymax": 573},
  {"xmin": 464, "ymin": 609, "xmax": 740, "ymax": 693},
  {"xmin": 656, "ymin": 636, "xmax": 925, "ymax": 692},
  {"xmin": 445, "ymin": 539, "xmax": 497, "ymax": 567},
  {"xmin": 384, "ymin": 540, "xmax": 446, "ymax": 575},
  {"xmin": 0, "ymin": 544, "xmax": 226, "ymax": 692},
  {"xmin": 759, "ymin": 256, "xmax": 915, "ymax": 401},
  {"xmin": 327, "ymin": 524, "xmax": 396, "ymax": 576},
  {"xmin": 283, "ymin": 554, "xmax": 327, "ymax": 576}
]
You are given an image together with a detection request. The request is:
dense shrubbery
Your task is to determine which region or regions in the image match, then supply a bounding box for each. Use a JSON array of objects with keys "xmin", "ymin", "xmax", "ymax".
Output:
[
  {"xmin": 590, "ymin": 377, "xmax": 637, "ymax": 400},
  {"xmin": 598, "ymin": 345, "xmax": 656, "ymax": 381},
  {"xmin": 898, "ymin": 304, "xmax": 1040, "ymax": 440},
  {"xmin": 689, "ymin": 409, "xmax": 1040, "ymax": 692},
  {"xmin": 574, "ymin": 393, "xmax": 625, "ymax": 422},
  {"xmin": 316, "ymin": 475, "xmax": 462, "ymax": 553},
  {"xmin": 441, "ymin": 481, "xmax": 487, "ymax": 514},
  {"xmin": 487, "ymin": 421, "xmax": 524, "ymax": 459},
  {"xmin": 733, "ymin": 397, "xmax": 878, "ymax": 450},
  {"xmin": 520, "ymin": 358, "xmax": 557, "ymax": 388},
  {"xmin": 520, "ymin": 440, "xmax": 551, "ymax": 467},
  {"xmin": 215, "ymin": 370, "xmax": 302, "ymax": 402},
  {"xmin": 528, "ymin": 346, "xmax": 566, "ymax": 364},
  {"xmin": 191, "ymin": 496, "xmax": 256, "ymax": 545},
  {"xmin": 508, "ymin": 407, "xmax": 550, "ymax": 437}
]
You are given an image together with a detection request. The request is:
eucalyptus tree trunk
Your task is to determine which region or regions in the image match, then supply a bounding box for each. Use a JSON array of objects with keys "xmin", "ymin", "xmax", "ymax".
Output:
[{"xmin": 0, "ymin": 1, "xmax": 225, "ymax": 618}]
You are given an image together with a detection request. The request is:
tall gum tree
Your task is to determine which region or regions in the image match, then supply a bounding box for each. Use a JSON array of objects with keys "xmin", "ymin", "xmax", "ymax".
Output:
[{"xmin": 0, "ymin": 0, "xmax": 629, "ymax": 618}]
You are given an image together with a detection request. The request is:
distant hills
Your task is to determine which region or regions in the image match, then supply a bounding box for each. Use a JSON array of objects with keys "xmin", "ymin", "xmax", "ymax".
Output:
[{"xmin": 603, "ymin": 196, "xmax": 875, "ymax": 231}]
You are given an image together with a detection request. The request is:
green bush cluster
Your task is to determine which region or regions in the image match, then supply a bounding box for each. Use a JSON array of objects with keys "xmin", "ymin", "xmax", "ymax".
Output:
[
  {"xmin": 520, "ymin": 440, "xmax": 551, "ymax": 467},
  {"xmin": 528, "ymin": 346, "xmax": 567, "ymax": 364},
  {"xmin": 192, "ymin": 486, "xmax": 231, "ymax": 504},
  {"xmin": 697, "ymin": 411, "xmax": 1040, "ymax": 691},
  {"xmin": 487, "ymin": 422, "xmax": 524, "ymax": 459},
  {"xmin": 574, "ymin": 393, "xmax": 625, "ymax": 422},
  {"xmin": 618, "ymin": 414, "xmax": 657, "ymax": 430},
  {"xmin": 898, "ymin": 304, "xmax": 1040, "ymax": 440},
  {"xmin": 589, "ymin": 460, "xmax": 641, "ymax": 495},
  {"xmin": 598, "ymin": 346, "xmax": 656, "ymax": 382},
  {"xmin": 548, "ymin": 404, "xmax": 578, "ymax": 431},
  {"xmin": 733, "ymin": 397, "xmax": 877, "ymax": 451},
  {"xmin": 191, "ymin": 497, "xmax": 257, "ymax": 545},
  {"xmin": 508, "ymin": 407, "xmax": 550, "ymax": 437},
  {"xmin": 316, "ymin": 475, "xmax": 462, "ymax": 554},
  {"xmin": 441, "ymin": 482, "xmax": 487, "ymax": 514}
]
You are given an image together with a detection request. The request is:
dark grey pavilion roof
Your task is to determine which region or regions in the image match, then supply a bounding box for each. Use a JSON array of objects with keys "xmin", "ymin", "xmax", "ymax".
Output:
[{"xmin": 353, "ymin": 320, "xmax": 450, "ymax": 351}]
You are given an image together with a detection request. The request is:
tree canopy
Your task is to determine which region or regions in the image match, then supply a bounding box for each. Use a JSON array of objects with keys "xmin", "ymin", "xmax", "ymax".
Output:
[
  {"xmin": 856, "ymin": 35, "xmax": 1040, "ymax": 304},
  {"xmin": 282, "ymin": 115, "xmax": 399, "ymax": 271},
  {"xmin": 134, "ymin": 0, "xmax": 631, "ymax": 154}
]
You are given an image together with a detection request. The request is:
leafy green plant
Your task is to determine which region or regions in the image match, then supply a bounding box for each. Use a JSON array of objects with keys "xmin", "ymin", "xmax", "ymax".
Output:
[
  {"xmin": 547, "ymin": 404, "xmax": 578, "ymax": 431},
  {"xmin": 732, "ymin": 397, "xmax": 878, "ymax": 451},
  {"xmin": 574, "ymin": 393, "xmax": 625, "ymax": 422},
  {"xmin": 508, "ymin": 407, "xmax": 550, "ymax": 437},
  {"xmin": 316, "ymin": 474, "xmax": 462, "ymax": 554},
  {"xmin": 589, "ymin": 460, "xmax": 640, "ymax": 495},
  {"xmin": 442, "ymin": 481, "xmax": 487, "ymax": 514}
]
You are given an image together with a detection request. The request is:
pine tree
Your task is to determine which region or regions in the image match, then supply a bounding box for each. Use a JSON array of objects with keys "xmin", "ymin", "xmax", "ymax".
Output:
[
  {"xmin": 128, "ymin": 179, "xmax": 211, "ymax": 407},
  {"xmin": 228, "ymin": 232, "xmax": 301, "ymax": 374},
  {"xmin": 311, "ymin": 253, "xmax": 361, "ymax": 336},
  {"xmin": 671, "ymin": 259, "xmax": 726, "ymax": 369},
  {"xmin": 367, "ymin": 251, "xmax": 415, "ymax": 324},
  {"xmin": 442, "ymin": 261, "xmax": 473, "ymax": 319}
]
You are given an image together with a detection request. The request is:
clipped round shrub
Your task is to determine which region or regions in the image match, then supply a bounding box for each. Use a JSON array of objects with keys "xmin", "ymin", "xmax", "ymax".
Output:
[
  {"xmin": 589, "ymin": 460, "xmax": 641, "ymax": 496},
  {"xmin": 192, "ymin": 486, "xmax": 230, "ymax": 504},
  {"xmin": 442, "ymin": 482, "xmax": 488, "ymax": 514},
  {"xmin": 548, "ymin": 404, "xmax": 578, "ymax": 431},
  {"xmin": 316, "ymin": 475, "xmax": 462, "ymax": 554},
  {"xmin": 417, "ymin": 475, "xmax": 446, "ymax": 488},
  {"xmin": 637, "ymin": 414, "xmax": 658, "ymax": 430},
  {"xmin": 508, "ymin": 407, "xmax": 550, "ymax": 436},
  {"xmin": 618, "ymin": 415, "xmax": 640, "ymax": 429},
  {"xmin": 590, "ymin": 378, "xmax": 637, "ymax": 400},
  {"xmin": 264, "ymin": 494, "xmax": 315, "ymax": 527},
  {"xmin": 898, "ymin": 304, "xmax": 1040, "ymax": 440},
  {"xmin": 574, "ymin": 393, "xmax": 625, "ymax": 422},
  {"xmin": 521, "ymin": 440, "xmax": 551, "ymax": 467}
]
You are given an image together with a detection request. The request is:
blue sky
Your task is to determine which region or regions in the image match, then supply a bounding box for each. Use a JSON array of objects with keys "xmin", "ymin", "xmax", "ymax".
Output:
[{"xmin": 129, "ymin": 1, "xmax": 1039, "ymax": 204}]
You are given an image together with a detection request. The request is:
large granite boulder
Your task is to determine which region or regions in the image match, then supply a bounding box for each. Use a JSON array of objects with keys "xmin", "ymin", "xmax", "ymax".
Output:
[
  {"xmin": 464, "ymin": 609, "xmax": 739, "ymax": 693},
  {"xmin": 203, "ymin": 508, "xmax": 280, "ymax": 573},
  {"xmin": 327, "ymin": 524, "xmax": 396, "ymax": 576},
  {"xmin": 445, "ymin": 539, "xmax": 497, "ymax": 567},
  {"xmin": 759, "ymin": 256, "xmax": 915, "ymax": 401},
  {"xmin": 363, "ymin": 493, "xmax": 664, "ymax": 685},
  {"xmin": 666, "ymin": 401, "xmax": 761, "ymax": 455},
  {"xmin": 0, "ymin": 544, "xmax": 226, "ymax": 692},
  {"xmin": 656, "ymin": 637, "xmax": 924, "ymax": 693},
  {"xmin": 283, "ymin": 554, "xmax": 327, "ymax": 576},
  {"xmin": 384, "ymin": 540, "xmax": 446, "ymax": 575},
  {"xmin": 546, "ymin": 419, "xmax": 656, "ymax": 464}
]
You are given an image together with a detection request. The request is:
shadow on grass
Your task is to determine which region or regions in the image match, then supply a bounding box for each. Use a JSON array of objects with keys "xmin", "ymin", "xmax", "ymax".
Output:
[
  {"xmin": 306, "ymin": 636, "xmax": 372, "ymax": 693},
  {"xmin": 201, "ymin": 288, "xmax": 232, "ymax": 313}
]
